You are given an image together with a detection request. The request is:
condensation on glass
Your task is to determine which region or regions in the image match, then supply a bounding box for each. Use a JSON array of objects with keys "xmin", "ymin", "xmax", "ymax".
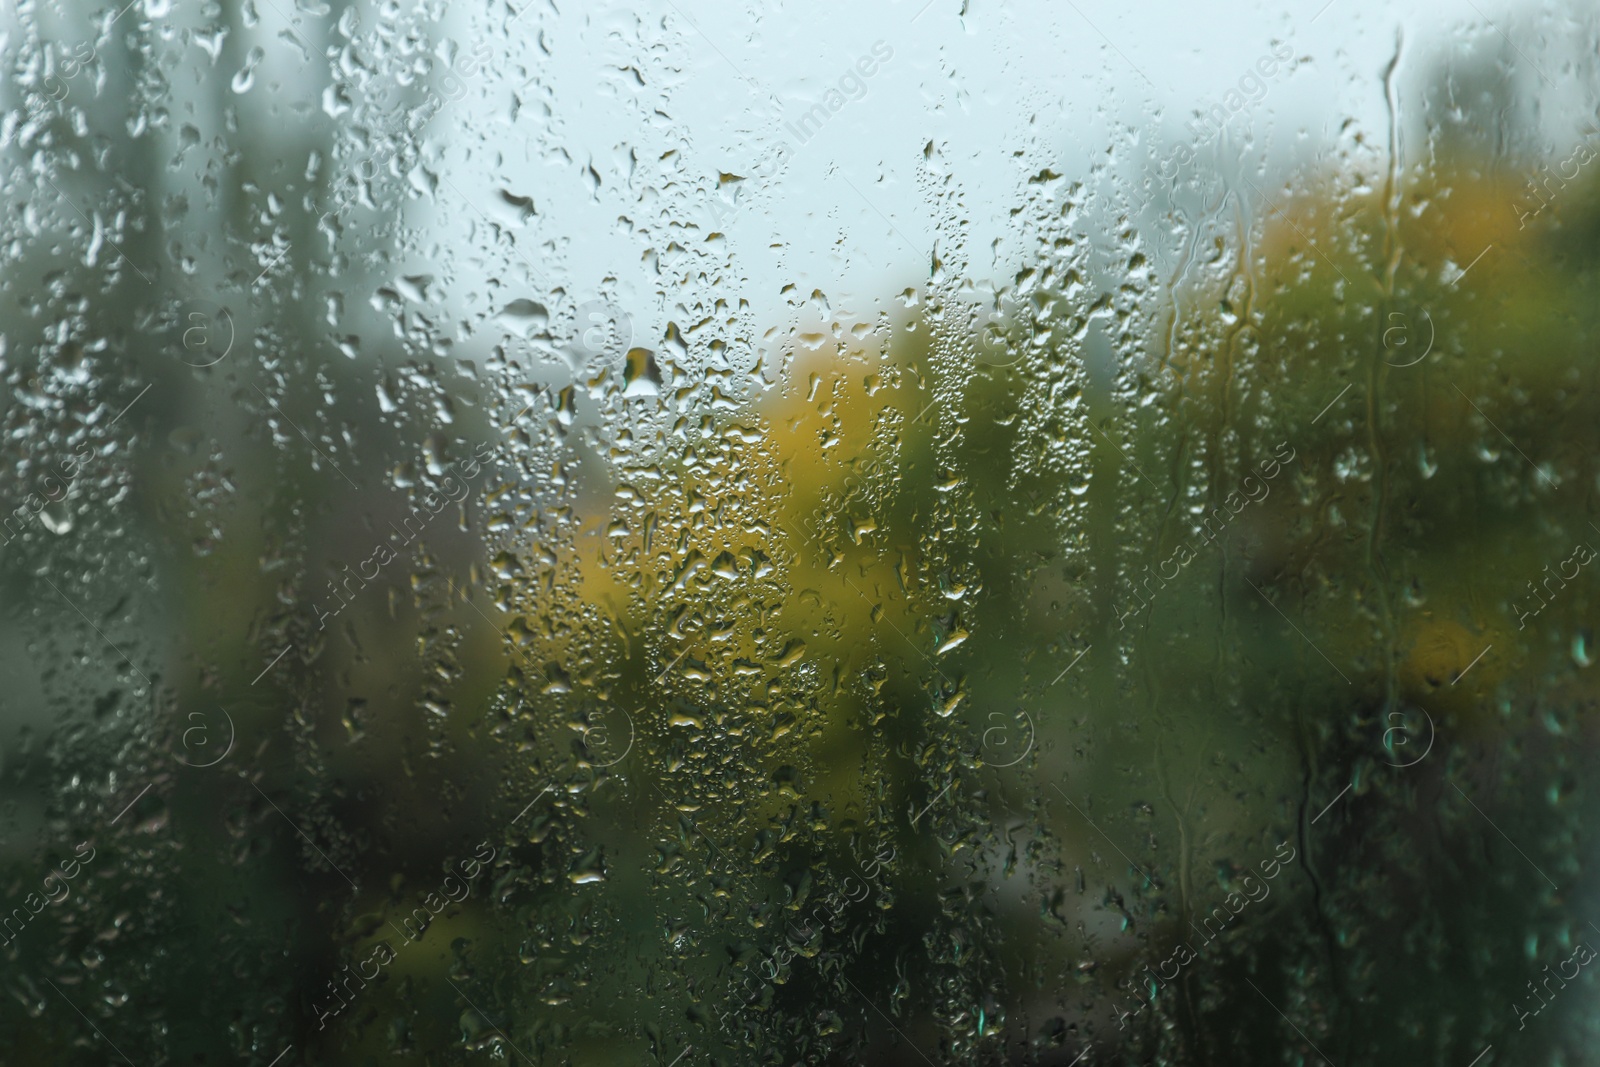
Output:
[{"xmin": 0, "ymin": 0, "xmax": 1595, "ymax": 1064}]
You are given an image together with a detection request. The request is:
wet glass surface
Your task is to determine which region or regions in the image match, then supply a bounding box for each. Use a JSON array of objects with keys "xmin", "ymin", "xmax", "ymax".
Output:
[{"xmin": 1, "ymin": 0, "xmax": 1598, "ymax": 1064}]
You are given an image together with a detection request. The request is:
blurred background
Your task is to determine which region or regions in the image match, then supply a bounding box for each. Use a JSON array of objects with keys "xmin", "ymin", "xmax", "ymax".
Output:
[{"xmin": 2, "ymin": 0, "xmax": 1599, "ymax": 1063}]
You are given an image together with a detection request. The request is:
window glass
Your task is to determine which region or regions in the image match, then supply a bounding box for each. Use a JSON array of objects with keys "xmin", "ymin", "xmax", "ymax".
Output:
[{"xmin": 0, "ymin": 0, "xmax": 1593, "ymax": 1064}]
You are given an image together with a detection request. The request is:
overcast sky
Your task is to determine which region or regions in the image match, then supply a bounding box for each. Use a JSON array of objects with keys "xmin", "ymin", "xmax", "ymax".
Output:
[{"xmin": 500, "ymin": 0, "xmax": 1585, "ymax": 369}]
